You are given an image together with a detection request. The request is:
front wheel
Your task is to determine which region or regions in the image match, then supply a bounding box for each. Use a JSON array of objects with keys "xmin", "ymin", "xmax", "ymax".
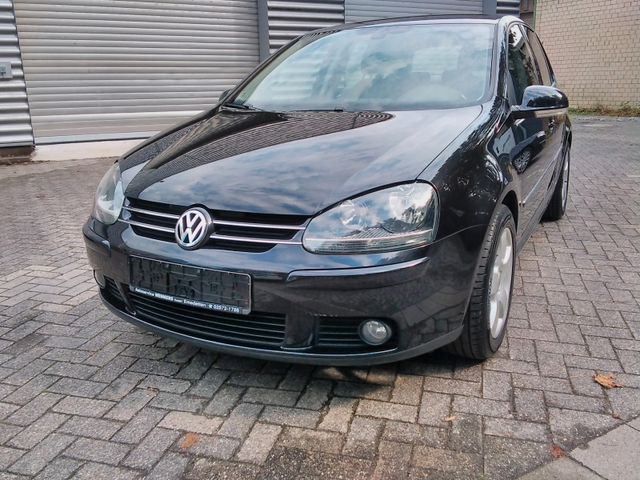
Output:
[
  {"xmin": 543, "ymin": 148, "xmax": 570, "ymax": 221},
  {"xmin": 446, "ymin": 205, "xmax": 516, "ymax": 360}
]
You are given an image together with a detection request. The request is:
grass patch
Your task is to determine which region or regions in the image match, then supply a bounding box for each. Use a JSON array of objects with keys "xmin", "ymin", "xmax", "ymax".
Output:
[{"xmin": 570, "ymin": 102, "xmax": 640, "ymax": 117}]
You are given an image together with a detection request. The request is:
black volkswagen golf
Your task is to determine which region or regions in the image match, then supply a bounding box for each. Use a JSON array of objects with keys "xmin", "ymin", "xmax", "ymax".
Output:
[{"xmin": 84, "ymin": 15, "xmax": 571, "ymax": 365}]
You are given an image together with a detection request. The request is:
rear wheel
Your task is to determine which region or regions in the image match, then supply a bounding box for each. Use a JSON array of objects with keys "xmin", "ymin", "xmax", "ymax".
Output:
[
  {"xmin": 543, "ymin": 148, "xmax": 570, "ymax": 221},
  {"xmin": 447, "ymin": 205, "xmax": 516, "ymax": 360}
]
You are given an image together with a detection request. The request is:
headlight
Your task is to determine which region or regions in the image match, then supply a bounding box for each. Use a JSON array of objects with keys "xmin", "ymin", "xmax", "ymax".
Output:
[
  {"xmin": 303, "ymin": 183, "xmax": 439, "ymax": 254},
  {"xmin": 93, "ymin": 162, "xmax": 124, "ymax": 225}
]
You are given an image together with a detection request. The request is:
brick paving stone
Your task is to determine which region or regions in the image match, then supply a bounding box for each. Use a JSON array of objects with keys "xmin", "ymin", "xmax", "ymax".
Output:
[
  {"xmin": 418, "ymin": 391, "xmax": 451, "ymax": 427},
  {"xmin": 139, "ymin": 374, "xmax": 191, "ymax": 393},
  {"xmin": 122, "ymin": 427, "xmax": 180, "ymax": 469},
  {"xmin": 243, "ymin": 387, "xmax": 299, "ymax": 407},
  {"xmin": 484, "ymin": 417, "xmax": 550, "ymax": 442},
  {"xmin": 448, "ymin": 412, "xmax": 483, "ymax": 454},
  {"xmin": 342, "ymin": 416, "xmax": 383, "ymax": 458},
  {"xmin": 147, "ymin": 452, "xmax": 190, "ymax": 480},
  {"xmin": 452, "ymin": 395, "xmax": 512, "ymax": 418},
  {"xmin": 150, "ymin": 392, "xmax": 205, "ymax": 412},
  {"xmin": 73, "ymin": 462, "xmax": 140, "ymax": 480},
  {"xmin": 371, "ymin": 440, "xmax": 412, "ymax": 480},
  {"xmin": 514, "ymin": 388, "xmax": 547, "ymax": 422},
  {"xmin": 104, "ymin": 388, "xmax": 156, "ymax": 421},
  {"xmin": 357, "ymin": 399, "xmax": 418, "ymax": 422},
  {"xmin": 236, "ymin": 422, "xmax": 282, "ymax": 464},
  {"xmin": 7, "ymin": 412, "xmax": 67, "ymax": 449},
  {"xmin": 57, "ymin": 415, "xmax": 123, "ymax": 440},
  {"xmin": 52, "ymin": 396, "xmax": 114, "ymax": 417},
  {"xmin": 159, "ymin": 411, "xmax": 222, "ymax": 434},
  {"xmin": 181, "ymin": 434, "xmax": 240, "ymax": 460},
  {"xmin": 383, "ymin": 421, "xmax": 447, "ymax": 448},
  {"xmin": 203, "ymin": 385, "xmax": 244, "ymax": 416},
  {"xmin": 33, "ymin": 457, "xmax": 83, "ymax": 480},
  {"xmin": 295, "ymin": 379, "xmax": 332, "ymax": 409},
  {"xmin": 260, "ymin": 406, "xmax": 321, "ymax": 428},
  {"xmin": 411, "ymin": 446, "xmax": 482, "ymax": 476},
  {"xmin": 1, "ymin": 119, "xmax": 639, "ymax": 479},
  {"xmin": 8, "ymin": 433, "xmax": 75, "ymax": 476},
  {"xmin": 218, "ymin": 402, "xmax": 263, "ymax": 438},
  {"xmin": 112, "ymin": 407, "xmax": 166, "ymax": 444},
  {"xmin": 65, "ymin": 437, "xmax": 131, "ymax": 464},
  {"xmin": 318, "ymin": 396, "xmax": 357, "ymax": 433},
  {"xmin": 4, "ymin": 392, "xmax": 62, "ymax": 426},
  {"xmin": 278, "ymin": 426, "xmax": 343, "ymax": 454}
]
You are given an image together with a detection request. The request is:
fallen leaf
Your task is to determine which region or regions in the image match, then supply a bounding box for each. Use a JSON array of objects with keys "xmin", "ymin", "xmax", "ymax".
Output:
[
  {"xmin": 593, "ymin": 373, "xmax": 622, "ymax": 389},
  {"xmin": 180, "ymin": 433, "xmax": 199, "ymax": 449},
  {"xmin": 550, "ymin": 444, "xmax": 565, "ymax": 459},
  {"xmin": 445, "ymin": 416, "xmax": 456, "ymax": 422}
]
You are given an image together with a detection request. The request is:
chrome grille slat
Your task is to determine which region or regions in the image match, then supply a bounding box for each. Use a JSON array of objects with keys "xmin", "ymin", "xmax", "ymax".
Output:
[
  {"xmin": 121, "ymin": 200, "xmax": 307, "ymax": 251},
  {"xmin": 122, "ymin": 219, "xmax": 174, "ymax": 233},
  {"xmin": 123, "ymin": 206, "xmax": 180, "ymax": 220}
]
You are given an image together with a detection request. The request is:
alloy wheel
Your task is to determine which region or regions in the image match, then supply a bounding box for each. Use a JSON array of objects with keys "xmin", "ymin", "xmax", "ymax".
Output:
[{"xmin": 489, "ymin": 227, "xmax": 514, "ymax": 339}]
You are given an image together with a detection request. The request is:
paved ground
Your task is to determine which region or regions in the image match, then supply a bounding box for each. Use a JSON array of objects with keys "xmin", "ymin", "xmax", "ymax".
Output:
[{"xmin": 0, "ymin": 117, "xmax": 639, "ymax": 480}]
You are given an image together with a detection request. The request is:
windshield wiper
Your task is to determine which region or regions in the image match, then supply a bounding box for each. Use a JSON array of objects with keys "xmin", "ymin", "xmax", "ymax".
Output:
[{"xmin": 221, "ymin": 102, "xmax": 265, "ymax": 112}]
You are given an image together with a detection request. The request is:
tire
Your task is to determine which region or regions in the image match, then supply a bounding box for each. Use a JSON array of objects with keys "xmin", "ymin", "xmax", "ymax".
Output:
[
  {"xmin": 543, "ymin": 147, "xmax": 570, "ymax": 221},
  {"xmin": 446, "ymin": 204, "xmax": 516, "ymax": 360}
]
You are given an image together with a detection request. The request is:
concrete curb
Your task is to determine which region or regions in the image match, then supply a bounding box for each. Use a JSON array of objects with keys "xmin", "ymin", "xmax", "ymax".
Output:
[{"xmin": 519, "ymin": 416, "xmax": 640, "ymax": 480}]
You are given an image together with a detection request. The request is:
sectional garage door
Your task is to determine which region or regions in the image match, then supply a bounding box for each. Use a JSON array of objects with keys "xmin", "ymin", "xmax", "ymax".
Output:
[
  {"xmin": 13, "ymin": 0, "xmax": 259, "ymax": 144},
  {"xmin": 345, "ymin": 0, "xmax": 484, "ymax": 23},
  {"xmin": 0, "ymin": 0, "xmax": 32, "ymax": 146}
]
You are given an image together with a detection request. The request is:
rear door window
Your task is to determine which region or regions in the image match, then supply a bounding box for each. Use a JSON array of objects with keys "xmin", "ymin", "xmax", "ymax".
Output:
[
  {"xmin": 526, "ymin": 29, "xmax": 554, "ymax": 86},
  {"xmin": 507, "ymin": 24, "xmax": 542, "ymax": 105}
]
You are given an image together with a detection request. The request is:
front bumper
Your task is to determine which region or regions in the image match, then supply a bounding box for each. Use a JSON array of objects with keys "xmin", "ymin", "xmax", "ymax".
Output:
[{"xmin": 84, "ymin": 218, "xmax": 486, "ymax": 365}]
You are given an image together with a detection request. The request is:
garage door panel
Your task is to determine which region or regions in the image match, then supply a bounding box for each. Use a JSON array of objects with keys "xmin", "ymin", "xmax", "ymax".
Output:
[
  {"xmin": 14, "ymin": 0, "xmax": 259, "ymax": 143},
  {"xmin": 345, "ymin": 0, "xmax": 484, "ymax": 22}
]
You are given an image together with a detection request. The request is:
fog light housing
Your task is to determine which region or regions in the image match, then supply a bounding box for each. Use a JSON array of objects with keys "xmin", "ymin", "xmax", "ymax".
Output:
[
  {"xmin": 94, "ymin": 270, "xmax": 106, "ymax": 288},
  {"xmin": 359, "ymin": 320, "xmax": 392, "ymax": 346}
]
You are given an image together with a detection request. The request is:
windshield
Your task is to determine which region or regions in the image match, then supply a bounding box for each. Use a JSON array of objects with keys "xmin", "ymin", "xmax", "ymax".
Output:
[{"xmin": 232, "ymin": 23, "xmax": 495, "ymax": 112}]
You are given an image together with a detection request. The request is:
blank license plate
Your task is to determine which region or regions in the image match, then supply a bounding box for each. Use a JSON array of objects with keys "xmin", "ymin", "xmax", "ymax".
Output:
[{"xmin": 129, "ymin": 256, "xmax": 251, "ymax": 315}]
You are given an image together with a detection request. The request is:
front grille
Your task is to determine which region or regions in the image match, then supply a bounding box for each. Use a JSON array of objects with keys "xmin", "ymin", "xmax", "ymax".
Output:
[
  {"xmin": 103, "ymin": 278, "xmax": 286, "ymax": 349},
  {"xmin": 121, "ymin": 198, "xmax": 308, "ymax": 253}
]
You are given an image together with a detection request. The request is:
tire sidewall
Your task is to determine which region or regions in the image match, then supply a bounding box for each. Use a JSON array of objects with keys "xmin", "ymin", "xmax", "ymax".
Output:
[{"xmin": 484, "ymin": 207, "xmax": 517, "ymax": 352}]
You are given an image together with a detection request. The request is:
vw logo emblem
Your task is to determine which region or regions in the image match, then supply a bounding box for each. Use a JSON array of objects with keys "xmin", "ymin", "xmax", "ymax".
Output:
[{"xmin": 175, "ymin": 208, "xmax": 212, "ymax": 250}]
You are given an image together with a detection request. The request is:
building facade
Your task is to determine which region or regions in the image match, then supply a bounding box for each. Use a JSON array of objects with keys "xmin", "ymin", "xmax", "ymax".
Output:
[
  {"xmin": 0, "ymin": 0, "xmax": 519, "ymax": 148},
  {"xmin": 523, "ymin": 0, "xmax": 640, "ymax": 110}
]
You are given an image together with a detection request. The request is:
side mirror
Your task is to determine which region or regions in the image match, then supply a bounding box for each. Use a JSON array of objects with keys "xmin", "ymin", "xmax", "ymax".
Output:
[
  {"xmin": 512, "ymin": 85, "xmax": 568, "ymax": 118},
  {"xmin": 219, "ymin": 89, "xmax": 230, "ymax": 102}
]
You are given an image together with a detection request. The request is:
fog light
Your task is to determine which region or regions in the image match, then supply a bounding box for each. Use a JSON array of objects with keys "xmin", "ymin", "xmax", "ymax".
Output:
[
  {"xmin": 94, "ymin": 270, "xmax": 106, "ymax": 288},
  {"xmin": 359, "ymin": 320, "xmax": 392, "ymax": 346}
]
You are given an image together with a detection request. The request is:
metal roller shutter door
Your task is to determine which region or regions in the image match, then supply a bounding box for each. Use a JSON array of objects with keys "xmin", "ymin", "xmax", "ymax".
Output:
[
  {"xmin": 497, "ymin": 0, "xmax": 521, "ymax": 15},
  {"xmin": 13, "ymin": 0, "xmax": 259, "ymax": 144},
  {"xmin": 345, "ymin": 0, "xmax": 484, "ymax": 23},
  {"xmin": 266, "ymin": 1, "xmax": 344, "ymax": 55},
  {"xmin": 0, "ymin": 0, "xmax": 33, "ymax": 146}
]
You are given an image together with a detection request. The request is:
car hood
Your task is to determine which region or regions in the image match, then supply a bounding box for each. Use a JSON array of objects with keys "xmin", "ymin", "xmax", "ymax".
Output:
[{"xmin": 122, "ymin": 106, "xmax": 482, "ymax": 216}]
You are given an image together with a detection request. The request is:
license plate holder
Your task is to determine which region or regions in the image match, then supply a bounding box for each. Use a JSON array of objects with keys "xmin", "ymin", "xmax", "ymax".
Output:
[{"xmin": 128, "ymin": 256, "xmax": 251, "ymax": 315}]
